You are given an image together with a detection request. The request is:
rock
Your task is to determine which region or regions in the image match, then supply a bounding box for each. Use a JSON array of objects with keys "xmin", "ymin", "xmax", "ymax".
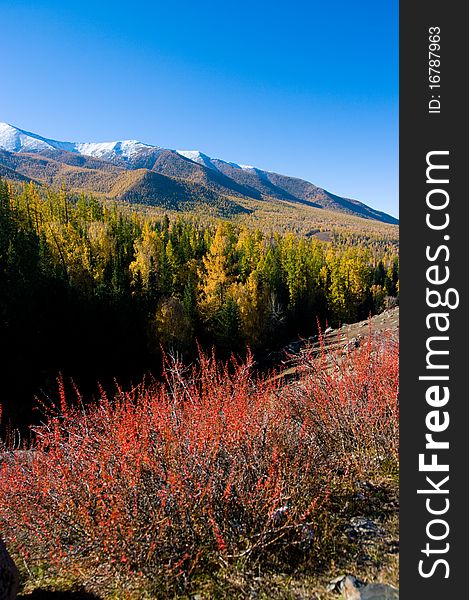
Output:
[
  {"xmin": 327, "ymin": 574, "xmax": 365, "ymax": 593},
  {"xmin": 343, "ymin": 576, "xmax": 399, "ymax": 599},
  {"xmin": 326, "ymin": 574, "xmax": 343, "ymax": 592},
  {"xmin": 346, "ymin": 516, "xmax": 382, "ymax": 540},
  {"xmin": 0, "ymin": 538, "xmax": 19, "ymax": 600},
  {"xmin": 327, "ymin": 575, "xmax": 398, "ymax": 600}
]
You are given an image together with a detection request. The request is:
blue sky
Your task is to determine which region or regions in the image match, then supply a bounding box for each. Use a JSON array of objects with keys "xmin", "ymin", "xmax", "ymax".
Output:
[{"xmin": 1, "ymin": 0, "xmax": 398, "ymax": 217}]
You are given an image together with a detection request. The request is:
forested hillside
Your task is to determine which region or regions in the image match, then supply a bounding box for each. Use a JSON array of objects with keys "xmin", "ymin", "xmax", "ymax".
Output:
[
  {"xmin": 0, "ymin": 178, "xmax": 398, "ymax": 428},
  {"xmin": 0, "ymin": 122, "xmax": 399, "ymax": 224}
]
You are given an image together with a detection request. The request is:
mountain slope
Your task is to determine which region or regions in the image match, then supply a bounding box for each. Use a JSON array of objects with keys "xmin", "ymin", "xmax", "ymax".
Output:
[
  {"xmin": 0, "ymin": 122, "xmax": 398, "ymax": 224},
  {"xmin": 0, "ymin": 149, "xmax": 247, "ymax": 216}
]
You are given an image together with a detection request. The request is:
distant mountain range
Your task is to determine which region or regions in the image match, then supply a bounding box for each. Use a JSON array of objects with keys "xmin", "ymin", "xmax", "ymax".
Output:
[{"xmin": 0, "ymin": 122, "xmax": 398, "ymax": 224}]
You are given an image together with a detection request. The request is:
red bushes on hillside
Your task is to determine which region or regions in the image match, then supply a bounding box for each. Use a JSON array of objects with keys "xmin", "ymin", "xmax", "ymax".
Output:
[{"xmin": 0, "ymin": 334, "xmax": 398, "ymax": 595}]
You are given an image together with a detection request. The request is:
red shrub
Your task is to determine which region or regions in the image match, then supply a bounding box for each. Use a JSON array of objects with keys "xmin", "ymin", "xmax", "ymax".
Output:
[
  {"xmin": 0, "ymin": 334, "xmax": 398, "ymax": 593},
  {"xmin": 284, "ymin": 331, "xmax": 399, "ymax": 475}
]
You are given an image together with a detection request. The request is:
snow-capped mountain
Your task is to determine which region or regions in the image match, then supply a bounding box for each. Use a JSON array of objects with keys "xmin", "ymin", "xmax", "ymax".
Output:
[
  {"xmin": 0, "ymin": 122, "xmax": 399, "ymax": 224},
  {"xmin": 73, "ymin": 139, "xmax": 155, "ymax": 161},
  {"xmin": 0, "ymin": 122, "xmax": 64, "ymax": 153},
  {"xmin": 175, "ymin": 149, "xmax": 254, "ymax": 172},
  {"xmin": 0, "ymin": 122, "xmax": 258, "ymax": 170},
  {"xmin": 175, "ymin": 150, "xmax": 219, "ymax": 170},
  {"xmin": 0, "ymin": 122, "xmax": 155, "ymax": 162}
]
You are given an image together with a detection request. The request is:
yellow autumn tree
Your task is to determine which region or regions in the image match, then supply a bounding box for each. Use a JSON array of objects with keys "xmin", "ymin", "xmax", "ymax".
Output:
[
  {"xmin": 230, "ymin": 270, "xmax": 267, "ymax": 345},
  {"xmin": 327, "ymin": 247, "xmax": 372, "ymax": 322},
  {"xmin": 198, "ymin": 222, "xmax": 235, "ymax": 321},
  {"xmin": 129, "ymin": 221, "xmax": 162, "ymax": 294}
]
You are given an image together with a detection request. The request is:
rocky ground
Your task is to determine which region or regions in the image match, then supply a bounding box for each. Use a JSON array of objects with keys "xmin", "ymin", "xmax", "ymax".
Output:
[{"xmin": 273, "ymin": 306, "xmax": 399, "ymax": 383}]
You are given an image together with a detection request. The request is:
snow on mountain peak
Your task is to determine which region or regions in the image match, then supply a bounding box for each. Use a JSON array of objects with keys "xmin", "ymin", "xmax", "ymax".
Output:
[
  {"xmin": 176, "ymin": 149, "xmax": 255, "ymax": 172},
  {"xmin": 176, "ymin": 150, "xmax": 218, "ymax": 170},
  {"xmin": 75, "ymin": 139, "xmax": 154, "ymax": 160},
  {"xmin": 0, "ymin": 122, "xmax": 257, "ymax": 172},
  {"xmin": 0, "ymin": 122, "xmax": 57, "ymax": 153},
  {"xmin": 0, "ymin": 122, "xmax": 155, "ymax": 160}
]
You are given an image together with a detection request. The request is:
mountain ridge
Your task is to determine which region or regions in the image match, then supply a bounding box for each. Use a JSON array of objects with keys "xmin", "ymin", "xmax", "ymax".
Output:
[{"xmin": 0, "ymin": 122, "xmax": 398, "ymax": 224}]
